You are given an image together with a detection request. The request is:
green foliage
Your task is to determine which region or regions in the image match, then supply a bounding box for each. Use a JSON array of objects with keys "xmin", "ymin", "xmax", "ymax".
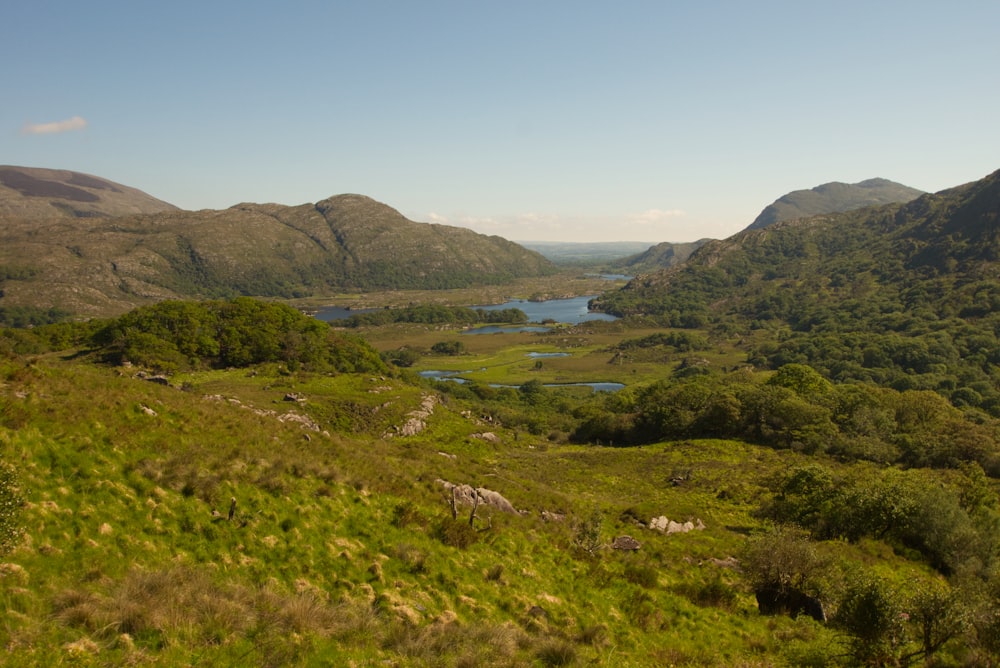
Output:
[
  {"xmin": 834, "ymin": 573, "xmax": 909, "ymax": 666},
  {"xmin": 0, "ymin": 305, "xmax": 72, "ymax": 328},
  {"xmin": 91, "ymin": 298, "xmax": 387, "ymax": 374},
  {"xmin": 433, "ymin": 518, "xmax": 480, "ymax": 549},
  {"xmin": 572, "ymin": 509, "xmax": 604, "ymax": 557},
  {"xmin": 0, "ymin": 459, "xmax": 23, "ymax": 556},
  {"xmin": 430, "ymin": 340, "xmax": 465, "ymax": 355},
  {"xmin": 343, "ymin": 304, "xmax": 528, "ymax": 327},
  {"xmin": 572, "ymin": 364, "xmax": 1000, "ymax": 473},
  {"xmin": 382, "ymin": 347, "xmax": 421, "ymax": 367},
  {"xmin": 739, "ymin": 526, "xmax": 826, "ymax": 595},
  {"xmin": 761, "ymin": 463, "xmax": 999, "ymax": 577},
  {"xmin": 593, "ymin": 172, "xmax": 1000, "ymax": 423}
]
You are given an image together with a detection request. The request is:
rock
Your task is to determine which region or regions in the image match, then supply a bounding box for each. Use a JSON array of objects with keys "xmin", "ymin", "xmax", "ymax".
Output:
[
  {"xmin": 612, "ymin": 535, "xmax": 641, "ymax": 551},
  {"xmin": 436, "ymin": 480, "xmax": 517, "ymax": 514},
  {"xmin": 703, "ymin": 556, "xmax": 740, "ymax": 569},
  {"xmin": 649, "ymin": 516, "xmax": 706, "ymax": 534}
]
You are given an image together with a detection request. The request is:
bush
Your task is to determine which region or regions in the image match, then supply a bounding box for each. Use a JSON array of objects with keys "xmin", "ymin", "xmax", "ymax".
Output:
[
  {"xmin": 0, "ymin": 460, "xmax": 24, "ymax": 556},
  {"xmin": 434, "ymin": 518, "xmax": 479, "ymax": 549}
]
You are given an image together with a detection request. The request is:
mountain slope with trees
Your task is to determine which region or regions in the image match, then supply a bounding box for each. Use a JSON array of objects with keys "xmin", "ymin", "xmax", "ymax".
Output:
[
  {"xmin": 610, "ymin": 239, "xmax": 711, "ymax": 274},
  {"xmin": 593, "ymin": 169, "xmax": 1000, "ymax": 415}
]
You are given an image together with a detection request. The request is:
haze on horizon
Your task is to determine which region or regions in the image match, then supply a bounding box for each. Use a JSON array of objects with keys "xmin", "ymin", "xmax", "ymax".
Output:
[{"xmin": 3, "ymin": 1, "xmax": 998, "ymax": 244}]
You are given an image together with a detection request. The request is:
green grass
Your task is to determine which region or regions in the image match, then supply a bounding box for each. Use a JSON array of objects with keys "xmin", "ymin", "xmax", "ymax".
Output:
[{"xmin": 0, "ymin": 345, "xmax": 980, "ymax": 666}]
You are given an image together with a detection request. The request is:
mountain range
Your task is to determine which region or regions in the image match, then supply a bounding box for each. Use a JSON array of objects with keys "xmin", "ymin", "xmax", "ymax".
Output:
[{"xmin": 0, "ymin": 167, "xmax": 554, "ymax": 318}]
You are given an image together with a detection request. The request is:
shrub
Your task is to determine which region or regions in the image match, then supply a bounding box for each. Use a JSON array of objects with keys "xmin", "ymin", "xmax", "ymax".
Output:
[
  {"xmin": 534, "ymin": 638, "xmax": 577, "ymax": 666},
  {"xmin": 622, "ymin": 563, "xmax": 659, "ymax": 589},
  {"xmin": 0, "ymin": 460, "xmax": 24, "ymax": 556},
  {"xmin": 434, "ymin": 518, "xmax": 479, "ymax": 549}
]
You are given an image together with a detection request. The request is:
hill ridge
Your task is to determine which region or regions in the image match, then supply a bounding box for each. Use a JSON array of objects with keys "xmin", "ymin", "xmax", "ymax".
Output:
[
  {"xmin": 0, "ymin": 183, "xmax": 554, "ymax": 318},
  {"xmin": 745, "ymin": 176, "xmax": 924, "ymax": 231},
  {"xmin": 0, "ymin": 165, "xmax": 178, "ymax": 219}
]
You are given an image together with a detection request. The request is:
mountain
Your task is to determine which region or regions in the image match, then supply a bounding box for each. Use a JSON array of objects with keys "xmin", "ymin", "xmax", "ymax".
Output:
[
  {"xmin": 610, "ymin": 239, "xmax": 711, "ymax": 274},
  {"xmin": 0, "ymin": 188, "xmax": 555, "ymax": 318},
  {"xmin": 0, "ymin": 165, "xmax": 178, "ymax": 218},
  {"xmin": 745, "ymin": 177, "xmax": 925, "ymax": 231},
  {"xmin": 593, "ymin": 168, "xmax": 1000, "ymax": 413}
]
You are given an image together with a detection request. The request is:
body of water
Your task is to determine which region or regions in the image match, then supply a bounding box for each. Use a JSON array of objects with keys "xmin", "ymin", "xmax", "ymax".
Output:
[
  {"xmin": 313, "ymin": 306, "xmax": 377, "ymax": 322},
  {"xmin": 418, "ymin": 370, "xmax": 623, "ymax": 393},
  {"xmin": 462, "ymin": 325, "xmax": 552, "ymax": 335},
  {"xmin": 473, "ymin": 295, "xmax": 618, "ymax": 325},
  {"xmin": 315, "ymin": 295, "xmax": 617, "ymax": 327}
]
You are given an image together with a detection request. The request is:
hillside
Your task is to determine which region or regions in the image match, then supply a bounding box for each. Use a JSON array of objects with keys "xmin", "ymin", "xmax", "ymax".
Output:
[
  {"xmin": 593, "ymin": 168, "xmax": 1000, "ymax": 414},
  {"xmin": 0, "ymin": 191, "xmax": 555, "ymax": 319},
  {"xmin": 3, "ymin": 298, "xmax": 1000, "ymax": 665},
  {"xmin": 745, "ymin": 177, "xmax": 924, "ymax": 231},
  {"xmin": 611, "ymin": 239, "xmax": 711, "ymax": 274},
  {"xmin": 0, "ymin": 165, "xmax": 178, "ymax": 219}
]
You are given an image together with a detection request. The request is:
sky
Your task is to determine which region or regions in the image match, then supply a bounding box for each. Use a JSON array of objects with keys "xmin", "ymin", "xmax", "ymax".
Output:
[{"xmin": 3, "ymin": 1, "xmax": 999, "ymax": 243}]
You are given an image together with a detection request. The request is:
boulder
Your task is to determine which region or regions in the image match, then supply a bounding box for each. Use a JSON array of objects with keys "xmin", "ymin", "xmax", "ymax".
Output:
[{"xmin": 612, "ymin": 535, "xmax": 641, "ymax": 551}]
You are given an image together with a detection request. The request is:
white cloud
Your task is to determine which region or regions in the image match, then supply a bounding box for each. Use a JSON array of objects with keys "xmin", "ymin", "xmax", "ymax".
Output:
[{"xmin": 21, "ymin": 116, "xmax": 88, "ymax": 135}]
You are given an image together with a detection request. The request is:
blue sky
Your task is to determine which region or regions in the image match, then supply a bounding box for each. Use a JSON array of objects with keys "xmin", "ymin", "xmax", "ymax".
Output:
[{"xmin": 3, "ymin": 1, "xmax": 998, "ymax": 242}]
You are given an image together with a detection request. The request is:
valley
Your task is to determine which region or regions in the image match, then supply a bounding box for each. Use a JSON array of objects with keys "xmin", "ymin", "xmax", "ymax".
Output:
[{"xmin": 2, "ymin": 168, "xmax": 1000, "ymax": 666}]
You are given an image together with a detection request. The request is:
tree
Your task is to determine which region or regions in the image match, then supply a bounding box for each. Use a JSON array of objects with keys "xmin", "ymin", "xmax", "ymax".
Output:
[
  {"xmin": 834, "ymin": 573, "xmax": 908, "ymax": 667},
  {"xmin": 907, "ymin": 580, "xmax": 969, "ymax": 662}
]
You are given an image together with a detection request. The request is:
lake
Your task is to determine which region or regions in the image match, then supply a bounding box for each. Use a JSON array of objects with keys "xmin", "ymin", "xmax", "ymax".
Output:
[
  {"xmin": 313, "ymin": 306, "xmax": 377, "ymax": 322},
  {"xmin": 316, "ymin": 295, "xmax": 619, "ymax": 331},
  {"xmin": 473, "ymin": 296, "xmax": 618, "ymax": 325}
]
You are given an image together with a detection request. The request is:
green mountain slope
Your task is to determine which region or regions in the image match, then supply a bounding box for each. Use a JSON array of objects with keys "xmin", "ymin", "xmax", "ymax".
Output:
[
  {"xmin": 593, "ymin": 168, "xmax": 1000, "ymax": 412},
  {"xmin": 0, "ymin": 165, "xmax": 178, "ymax": 219},
  {"xmin": 0, "ymin": 191, "xmax": 555, "ymax": 318},
  {"xmin": 611, "ymin": 239, "xmax": 712, "ymax": 274},
  {"xmin": 745, "ymin": 177, "xmax": 925, "ymax": 231}
]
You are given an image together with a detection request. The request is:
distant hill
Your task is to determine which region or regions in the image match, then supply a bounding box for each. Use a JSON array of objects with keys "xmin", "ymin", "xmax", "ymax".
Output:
[
  {"xmin": 0, "ymin": 165, "xmax": 178, "ymax": 218},
  {"xmin": 610, "ymin": 239, "xmax": 711, "ymax": 274},
  {"xmin": 518, "ymin": 241, "xmax": 655, "ymax": 264},
  {"xmin": 0, "ymin": 186, "xmax": 555, "ymax": 318},
  {"xmin": 745, "ymin": 177, "xmax": 924, "ymax": 231}
]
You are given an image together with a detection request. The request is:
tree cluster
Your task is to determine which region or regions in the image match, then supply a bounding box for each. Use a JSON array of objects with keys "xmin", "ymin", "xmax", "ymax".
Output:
[
  {"xmin": 572, "ymin": 363, "xmax": 1000, "ymax": 474},
  {"xmin": 90, "ymin": 298, "xmax": 387, "ymax": 374},
  {"xmin": 341, "ymin": 305, "xmax": 528, "ymax": 328}
]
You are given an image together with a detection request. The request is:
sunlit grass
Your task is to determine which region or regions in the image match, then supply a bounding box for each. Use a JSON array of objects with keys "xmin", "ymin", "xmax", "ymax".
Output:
[{"xmin": 0, "ymin": 350, "xmax": 915, "ymax": 666}]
